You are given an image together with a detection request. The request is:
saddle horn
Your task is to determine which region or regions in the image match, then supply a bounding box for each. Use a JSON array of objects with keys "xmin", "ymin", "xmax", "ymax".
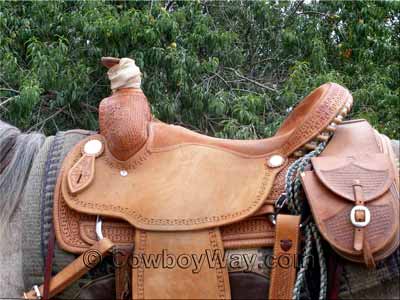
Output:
[{"xmin": 99, "ymin": 57, "xmax": 152, "ymax": 161}]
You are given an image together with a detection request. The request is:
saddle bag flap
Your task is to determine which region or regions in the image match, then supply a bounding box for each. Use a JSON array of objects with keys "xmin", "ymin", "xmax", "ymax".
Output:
[
  {"xmin": 311, "ymin": 154, "xmax": 393, "ymax": 202},
  {"xmin": 301, "ymin": 154, "xmax": 399, "ymax": 260}
]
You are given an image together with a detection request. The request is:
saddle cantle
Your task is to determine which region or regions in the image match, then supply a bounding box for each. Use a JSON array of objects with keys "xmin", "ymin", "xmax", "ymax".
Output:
[
  {"xmin": 26, "ymin": 57, "xmax": 363, "ymax": 299},
  {"xmin": 301, "ymin": 120, "xmax": 399, "ymax": 267}
]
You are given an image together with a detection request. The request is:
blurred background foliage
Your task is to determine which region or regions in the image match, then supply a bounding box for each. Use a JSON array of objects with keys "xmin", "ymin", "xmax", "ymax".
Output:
[{"xmin": 0, "ymin": 1, "xmax": 398, "ymax": 138}]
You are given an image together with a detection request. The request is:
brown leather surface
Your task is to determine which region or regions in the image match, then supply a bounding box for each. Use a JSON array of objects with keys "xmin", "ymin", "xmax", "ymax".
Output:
[
  {"xmin": 132, "ymin": 228, "xmax": 231, "ymax": 299},
  {"xmin": 60, "ymin": 134, "xmax": 283, "ymax": 231},
  {"xmin": 55, "ymin": 191, "xmax": 276, "ymax": 254},
  {"xmin": 312, "ymin": 154, "xmax": 393, "ymax": 202},
  {"xmin": 268, "ymin": 214, "xmax": 301, "ymax": 300},
  {"xmin": 67, "ymin": 154, "xmax": 97, "ymax": 195},
  {"xmin": 73, "ymin": 274, "xmax": 116, "ymax": 300},
  {"xmin": 229, "ymin": 273, "xmax": 269, "ymax": 300},
  {"xmin": 301, "ymin": 120, "xmax": 399, "ymax": 265}
]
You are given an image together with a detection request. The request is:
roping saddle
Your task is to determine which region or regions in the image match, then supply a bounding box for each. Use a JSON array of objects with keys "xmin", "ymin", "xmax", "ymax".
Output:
[{"xmin": 24, "ymin": 57, "xmax": 399, "ymax": 299}]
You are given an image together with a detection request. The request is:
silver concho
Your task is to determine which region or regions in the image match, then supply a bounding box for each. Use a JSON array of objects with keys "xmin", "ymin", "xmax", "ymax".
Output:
[
  {"xmin": 83, "ymin": 139, "xmax": 103, "ymax": 156},
  {"xmin": 267, "ymin": 154, "xmax": 285, "ymax": 168}
]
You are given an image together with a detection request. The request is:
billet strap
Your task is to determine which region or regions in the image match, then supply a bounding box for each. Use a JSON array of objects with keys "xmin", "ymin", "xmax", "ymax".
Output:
[
  {"xmin": 114, "ymin": 244, "xmax": 134, "ymax": 300},
  {"xmin": 268, "ymin": 214, "xmax": 301, "ymax": 300},
  {"xmin": 23, "ymin": 238, "xmax": 114, "ymax": 299}
]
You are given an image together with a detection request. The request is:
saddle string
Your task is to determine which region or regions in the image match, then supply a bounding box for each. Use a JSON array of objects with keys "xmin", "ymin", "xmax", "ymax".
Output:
[{"xmin": 284, "ymin": 143, "xmax": 328, "ymax": 300}]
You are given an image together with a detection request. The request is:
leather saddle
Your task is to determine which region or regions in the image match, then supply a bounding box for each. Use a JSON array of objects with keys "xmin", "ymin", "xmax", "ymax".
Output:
[{"xmin": 23, "ymin": 57, "xmax": 398, "ymax": 300}]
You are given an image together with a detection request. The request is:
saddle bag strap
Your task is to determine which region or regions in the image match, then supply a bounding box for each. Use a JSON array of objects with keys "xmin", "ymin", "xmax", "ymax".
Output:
[
  {"xmin": 23, "ymin": 238, "xmax": 114, "ymax": 299},
  {"xmin": 352, "ymin": 181, "xmax": 375, "ymax": 268},
  {"xmin": 268, "ymin": 214, "xmax": 301, "ymax": 300}
]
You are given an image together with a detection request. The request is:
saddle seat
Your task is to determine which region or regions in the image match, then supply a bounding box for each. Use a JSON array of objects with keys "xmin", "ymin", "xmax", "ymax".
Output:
[
  {"xmin": 100, "ymin": 83, "xmax": 352, "ymax": 160},
  {"xmin": 98, "ymin": 56, "xmax": 342, "ymax": 157}
]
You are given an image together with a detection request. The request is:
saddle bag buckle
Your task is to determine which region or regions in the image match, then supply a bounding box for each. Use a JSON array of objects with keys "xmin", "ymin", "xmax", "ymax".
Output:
[{"xmin": 350, "ymin": 205, "xmax": 371, "ymax": 228}]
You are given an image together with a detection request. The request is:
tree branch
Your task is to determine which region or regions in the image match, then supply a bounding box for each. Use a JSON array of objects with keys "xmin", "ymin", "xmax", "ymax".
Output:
[
  {"xmin": 225, "ymin": 68, "xmax": 278, "ymax": 92},
  {"xmin": 297, "ymin": 11, "xmax": 336, "ymax": 18},
  {"xmin": 27, "ymin": 107, "xmax": 65, "ymax": 132},
  {"xmin": 0, "ymin": 96, "xmax": 18, "ymax": 108},
  {"xmin": 0, "ymin": 88, "xmax": 20, "ymax": 94}
]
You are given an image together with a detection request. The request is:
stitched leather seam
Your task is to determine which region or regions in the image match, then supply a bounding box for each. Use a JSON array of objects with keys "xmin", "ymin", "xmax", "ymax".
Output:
[
  {"xmin": 136, "ymin": 230, "xmax": 146, "ymax": 299},
  {"xmin": 208, "ymin": 229, "xmax": 228, "ymax": 299}
]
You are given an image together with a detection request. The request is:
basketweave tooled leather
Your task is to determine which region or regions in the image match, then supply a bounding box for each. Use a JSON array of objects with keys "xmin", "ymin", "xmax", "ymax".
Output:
[
  {"xmin": 301, "ymin": 120, "xmax": 399, "ymax": 266},
  {"xmin": 52, "ymin": 80, "xmax": 352, "ymax": 299}
]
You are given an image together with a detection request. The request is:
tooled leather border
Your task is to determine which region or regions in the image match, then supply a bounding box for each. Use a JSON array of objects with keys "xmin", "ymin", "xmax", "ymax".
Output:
[{"xmin": 282, "ymin": 85, "xmax": 350, "ymax": 155}]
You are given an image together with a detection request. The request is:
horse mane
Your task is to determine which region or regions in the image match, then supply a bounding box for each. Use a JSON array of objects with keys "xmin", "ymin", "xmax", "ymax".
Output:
[{"xmin": 0, "ymin": 120, "xmax": 45, "ymax": 236}]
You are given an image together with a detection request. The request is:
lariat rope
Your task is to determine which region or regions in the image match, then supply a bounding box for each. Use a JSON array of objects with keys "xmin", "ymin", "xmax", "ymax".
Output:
[{"xmin": 284, "ymin": 143, "xmax": 328, "ymax": 300}]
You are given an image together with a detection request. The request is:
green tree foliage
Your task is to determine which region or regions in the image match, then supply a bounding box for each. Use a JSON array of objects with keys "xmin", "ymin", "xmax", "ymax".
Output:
[{"xmin": 0, "ymin": 1, "xmax": 398, "ymax": 138}]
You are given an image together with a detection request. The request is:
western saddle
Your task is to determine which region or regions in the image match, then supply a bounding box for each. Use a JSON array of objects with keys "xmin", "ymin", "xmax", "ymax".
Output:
[{"xmin": 24, "ymin": 57, "xmax": 399, "ymax": 299}]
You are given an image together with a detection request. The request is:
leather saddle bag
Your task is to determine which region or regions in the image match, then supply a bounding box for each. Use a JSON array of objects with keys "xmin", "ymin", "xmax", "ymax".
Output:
[{"xmin": 301, "ymin": 120, "xmax": 399, "ymax": 267}]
